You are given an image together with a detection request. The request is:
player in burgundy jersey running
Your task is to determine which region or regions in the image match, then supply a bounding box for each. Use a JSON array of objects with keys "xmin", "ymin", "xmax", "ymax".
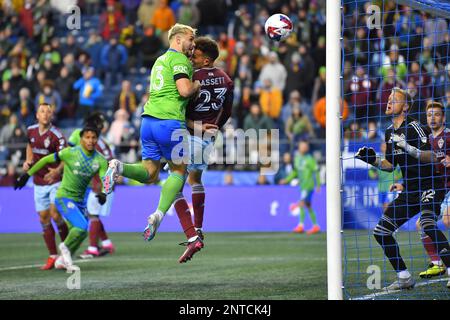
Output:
[
  {"xmin": 24, "ymin": 103, "xmax": 68, "ymax": 270},
  {"xmin": 174, "ymin": 37, "xmax": 234, "ymax": 263}
]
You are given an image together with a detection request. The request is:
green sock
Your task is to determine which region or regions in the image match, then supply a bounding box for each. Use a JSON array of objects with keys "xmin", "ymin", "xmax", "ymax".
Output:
[
  {"xmin": 299, "ymin": 207, "xmax": 305, "ymax": 224},
  {"xmin": 157, "ymin": 173, "xmax": 185, "ymax": 214},
  {"xmin": 123, "ymin": 163, "xmax": 150, "ymax": 184},
  {"xmin": 308, "ymin": 208, "xmax": 318, "ymax": 225},
  {"xmin": 64, "ymin": 227, "xmax": 88, "ymax": 254}
]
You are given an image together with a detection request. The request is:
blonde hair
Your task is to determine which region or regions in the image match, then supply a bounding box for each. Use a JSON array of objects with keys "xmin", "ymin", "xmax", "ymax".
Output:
[
  {"xmin": 426, "ymin": 101, "xmax": 445, "ymax": 114},
  {"xmin": 391, "ymin": 87, "xmax": 413, "ymax": 108},
  {"xmin": 168, "ymin": 23, "xmax": 196, "ymax": 42}
]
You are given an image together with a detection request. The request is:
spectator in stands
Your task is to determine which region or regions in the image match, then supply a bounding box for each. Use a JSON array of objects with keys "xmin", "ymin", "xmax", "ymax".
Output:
[
  {"xmin": 29, "ymin": 69, "xmax": 47, "ymax": 97},
  {"xmin": 108, "ymin": 108, "xmax": 138, "ymax": 163},
  {"xmin": 151, "ymin": 0, "xmax": 176, "ymax": 46},
  {"xmin": 138, "ymin": 0, "xmax": 157, "ymax": 28},
  {"xmin": 243, "ymin": 103, "xmax": 274, "ymax": 134},
  {"xmin": 0, "ymin": 80, "xmax": 17, "ymax": 109},
  {"xmin": 196, "ymin": 0, "xmax": 227, "ymax": 37},
  {"xmin": 380, "ymin": 44, "xmax": 407, "ymax": 82},
  {"xmin": 348, "ymin": 66, "xmax": 374, "ymax": 121},
  {"xmin": 259, "ymin": 51, "xmax": 287, "ymax": 93},
  {"xmin": 8, "ymin": 64, "xmax": 29, "ymax": 99},
  {"xmin": 343, "ymin": 121, "xmax": 364, "ymax": 140},
  {"xmin": 121, "ymin": 0, "xmax": 141, "ymax": 24},
  {"xmin": 285, "ymin": 105, "xmax": 315, "ymax": 149},
  {"xmin": 14, "ymin": 87, "xmax": 34, "ymax": 127},
  {"xmin": 100, "ymin": 1, "xmax": 125, "ymax": 40},
  {"xmin": 281, "ymin": 90, "xmax": 310, "ymax": 125},
  {"xmin": 0, "ymin": 162, "xmax": 17, "ymax": 187},
  {"xmin": 7, "ymin": 14, "xmax": 27, "ymax": 44},
  {"xmin": 423, "ymin": 12, "xmax": 448, "ymax": 48},
  {"xmin": 311, "ymin": 66, "xmax": 326, "ymax": 108},
  {"xmin": 61, "ymin": 33, "xmax": 80, "ymax": 58},
  {"xmin": 311, "ymin": 36, "xmax": 326, "ymax": 76},
  {"xmin": 256, "ymin": 174, "xmax": 271, "ymax": 185},
  {"xmin": 56, "ymin": 66, "xmax": 76, "ymax": 119},
  {"xmin": 418, "ymin": 36, "xmax": 438, "ymax": 74},
  {"xmin": 223, "ymin": 171, "xmax": 234, "ymax": 185},
  {"xmin": 275, "ymin": 152, "xmax": 294, "ymax": 185},
  {"xmin": 141, "ymin": 25, "xmax": 163, "ymax": 69},
  {"xmin": 62, "ymin": 53, "xmax": 82, "ymax": 80},
  {"xmin": 100, "ymin": 36, "xmax": 128, "ymax": 88},
  {"xmin": 85, "ymin": 0, "xmax": 102, "ymax": 16},
  {"xmin": 177, "ymin": 0, "xmax": 200, "ymax": 28},
  {"xmin": 0, "ymin": 114, "xmax": 21, "ymax": 145},
  {"xmin": 296, "ymin": 45, "xmax": 316, "ymax": 100},
  {"xmin": 25, "ymin": 56, "xmax": 39, "ymax": 81},
  {"xmin": 8, "ymin": 124, "xmax": 27, "ymax": 163},
  {"xmin": 114, "ymin": 80, "xmax": 138, "ymax": 114},
  {"xmin": 409, "ymin": 61, "xmax": 431, "ymax": 99},
  {"xmin": 258, "ymin": 78, "xmax": 283, "ymax": 121},
  {"xmin": 41, "ymin": 57, "xmax": 59, "ymax": 80},
  {"xmin": 33, "ymin": 16, "xmax": 54, "ymax": 50},
  {"xmin": 445, "ymin": 88, "xmax": 450, "ymax": 108},
  {"xmin": 121, "ymin": 30, "xmax": 140, "ymax": 70},
  {"xmin": 19, "ymin": 0, "xmax": 34, "ymax": 38},
  {"xmin": 83, "ymin": 30, "xmax": 103, "ymax": 71},
  {"xmin": 35, "ymin": 80, "xmax": 62, "ymax": 115},
  {"xmin": 73, "ymin": 67, "xmax": 103, "ymax": 119}
]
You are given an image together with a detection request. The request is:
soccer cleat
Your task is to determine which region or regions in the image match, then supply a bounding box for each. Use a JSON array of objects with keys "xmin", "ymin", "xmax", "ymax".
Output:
[
  {"xmin": 40, "ymin": 256, "xmax": 57, "ymax": 270},
  {"xmin": 101, "ymin": 243, "xmax": 115, "ymax": 255},
  {"xmin": 293, "ymin": 224, "xmax": 304, "ymax": 233},
  {"xmin": 196, "ymin": 229, "xmax": 205, "ymax": 241},
  {"xmin": 178, "ymin": 237, "xmax": 204, "ymax": 263},
  {"xmin": 79, "ymin": 248, "xmax": 100, "ymax": 259},
  {"xmin": 307, "ymin": 225, "xmax": 321, "ymax": 235},
  {"xmin": 54, "ymin": 255, "xmax": 66, "ymax": 270},
  {"xmin": 383, "ymin": 276, "xmax": 416, "ymax": 292},
  {"xmin": 419, "ymin": 263, "xmax": 447, "ymax": 279},
  {"xmin": 59, "ymin": 242, "xmax": 73, "ymax": 268},
  {"xmin": 143, "ymin": 212, "xmax": 163, "ymax": 242},
  {"xmin": 103, "ymin": 159, "xmax": 123, "ymax": 194}
]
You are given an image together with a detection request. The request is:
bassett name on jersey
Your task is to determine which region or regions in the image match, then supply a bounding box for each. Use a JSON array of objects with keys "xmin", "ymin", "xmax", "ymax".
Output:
[{"xmin": 199, "ymin": 77, "xmax": 226, "ymax": 87}]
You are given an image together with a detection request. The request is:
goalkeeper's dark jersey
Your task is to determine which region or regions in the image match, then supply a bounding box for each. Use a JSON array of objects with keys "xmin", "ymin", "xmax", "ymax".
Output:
[{"xmin": 384, "ymin": 116, "xmax": 444, "ymax": 195}]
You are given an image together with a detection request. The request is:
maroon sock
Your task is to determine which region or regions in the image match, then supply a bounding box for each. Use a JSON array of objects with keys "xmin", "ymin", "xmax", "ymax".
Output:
[
  {"xmin": 422, "ymin": 234, "xmax": 440, "ymax": 262},
  {"xmin": 174, "ymin": 194, "xmax": 196, "ymax": 239},
  {"xmin": 89, "ymin": 219, "xmax": 101, "ymax": 248},
  {"xmin": 56, "ymin": 220, "xmax": 68, "ymax": 241},
  {"xmin": 192, "ymin": 185, "xmax": 205, "ymax": 229},
  {"xmin": 98, "ymin": 219, "xmax": 109, "ymax": 242},
  {"xmin": 42, "ymin": 223, "xmax": 57, "ymax": 256}
]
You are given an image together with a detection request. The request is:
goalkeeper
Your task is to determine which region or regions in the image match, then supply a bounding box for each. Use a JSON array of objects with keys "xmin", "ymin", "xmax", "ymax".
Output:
[
  {"xmin": 15, "ymin": 126, "xmax": 108, "ymax": 271},
  {"xmin": 356, "ymin": 87, "xmax": 450, "ymax": 291}
]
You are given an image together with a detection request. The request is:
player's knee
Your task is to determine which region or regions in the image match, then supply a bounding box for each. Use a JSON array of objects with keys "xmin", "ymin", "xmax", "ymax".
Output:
[
  {"xmin": 88, "ymin": 215, "xmax": 99, "ymax": 221},
  {"xmin": 373, "ymin": 222, "xmax": 395, "ymax": 243},
  {"xmin": 420, "ymin": 215, "xmax": 438, "ymax": 234},
  {"xmin": 39, "ymin": 210, "xmax": 51, "ymax": 224}
]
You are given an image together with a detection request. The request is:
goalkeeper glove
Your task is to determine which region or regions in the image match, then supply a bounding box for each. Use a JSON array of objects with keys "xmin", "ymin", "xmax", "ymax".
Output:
[
  {"xmin": 355, "ymin": 146, "xmax": 377, "ymax": 165},
  {"xmin": 96, "ymin": 192, "xmax": 107, "ymax": 205},
  {"xmin": 392, "ymin": 134, "xmax": 421, "ymax": 159},
  {"xmin": 14, "ymin": 173, "xmax": 30, "ymax": 190}
]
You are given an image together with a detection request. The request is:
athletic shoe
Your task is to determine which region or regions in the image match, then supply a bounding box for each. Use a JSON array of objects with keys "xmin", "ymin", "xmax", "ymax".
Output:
[
  {"xmin": 383, "ymin": 276, "xmax": 415, "ymax": 291},
  {"xmin": 293, "ymin": 224, "xmax": 304, "ymax": 233},
  {"xmin": 54, "ymin": 255, "xmax": 66, "ymax": 270},
  {"xmin": 40, "ymin": 256, "xmax": 57, "ymax": 270},
  {"xmin": 59, "ymin": 243, "xmax": 73, "ymax": 268},
  {"xmin": 101, "ymin": 243, "xmax": 115, "ymax": 255},
  {"xmin": 79, "ymin": 248, "xmax": 100, "ymax": 259},
  {"xmin": 419, "ymin": 262, "xmax": 447, "ymax": 279},
  {"xmin": 143, "ymin": 212, "xmax": 163, "ymax": 242},
  {"xmin": 178, "ymin": 237, "xmax": 204, "ymax": 263},
  {"xmin": 103, "ymin": 159, "xmax": 123, "ymax": 194},
  {"xmin": 196, "ymin": 229, "xmax": 204, "ymax": 241},
  {"xmin": 307, "ymin": 225, "xmax": 321, "ymax": 235}
]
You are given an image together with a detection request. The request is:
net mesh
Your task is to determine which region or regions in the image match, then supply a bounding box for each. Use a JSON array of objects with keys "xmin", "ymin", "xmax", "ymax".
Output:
[{"xmin": 341, "ymin": 0, "xmax": 450, "ymax": 299}]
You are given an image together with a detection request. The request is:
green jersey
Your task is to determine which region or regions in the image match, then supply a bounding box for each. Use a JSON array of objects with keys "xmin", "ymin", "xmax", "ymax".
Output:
[
  {"xmin": 369, "ymin": 166, "xmax": 402, "ymax": 193},
  {"xmin": 68, "ymin": 128, "xmax": 81, "ymax": 146},
  {"xmin": 143, "ymin": 50, "xmax": 193, "ymax": 121},
  {"xmin": 28, "ymin": 146, "xmax": 108, "ymax": 203},
  {"xmin": 286, "ymin": 153, "xmax": 321, "ymax": 192}
]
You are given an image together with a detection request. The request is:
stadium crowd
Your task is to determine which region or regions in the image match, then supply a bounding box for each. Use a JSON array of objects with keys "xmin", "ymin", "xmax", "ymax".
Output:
[{"xmin": 0, "ymin": 0, "xmax": 447, "ymax": 185}]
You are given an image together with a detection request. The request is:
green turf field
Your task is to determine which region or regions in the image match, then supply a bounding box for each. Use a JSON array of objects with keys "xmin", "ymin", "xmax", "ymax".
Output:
[
  {"xmin": 0, "ymin": 232, "xmax": 327, "ymax": 300},
  {"xmin": 344, "ymin": 230, "xmax": 450, "ymax": 300}
]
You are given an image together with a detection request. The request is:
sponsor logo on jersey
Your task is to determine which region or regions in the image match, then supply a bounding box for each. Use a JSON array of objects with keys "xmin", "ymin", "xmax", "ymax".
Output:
[
  {"xmin": 174, "ymin": 65, "xmax": 188, "ymax": 74},
  {"xmin": 75, "ymin": 162, "xmax": 80, "ymax": 167},
  {"xmin": 67, "ymin": 201, "xmax": 75, "ymax": 209}
]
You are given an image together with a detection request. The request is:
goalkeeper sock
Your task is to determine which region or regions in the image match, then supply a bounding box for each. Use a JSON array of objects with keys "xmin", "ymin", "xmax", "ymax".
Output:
[
  {"xmin": 157, "ymin": 173, "xmax": 185, "ymax": 214},
  {"xmin": 174, "ymin": 193, "xmax": 196, "ymax": 239},
  {"xmin": 421, "ymin": 234, "xmax": 440, "ymax": 264},
  {"xmin": 307, "ymin": 208, "xmax": 318, "ymax": 225},
  {"xmin": 299, "ymin": 207, "xmax": 306, "ymax": 224},
  {"xmin": 123, "ymin": 163, "xmax": 150, "ymax": 184},
  {"xmin": 64, "ymin": 227, "xmax": 88, "ymax": 254},
  {"xmin": 192, "ymin": 184, "xmax": 205, "ymax": 229},
  {"xmin": 42, "ymin": 223, "xmax": 57, "ymax": 256},
  {"xmin": 397, "ymin": 270, "xmax": 411, "ymax": 279}
]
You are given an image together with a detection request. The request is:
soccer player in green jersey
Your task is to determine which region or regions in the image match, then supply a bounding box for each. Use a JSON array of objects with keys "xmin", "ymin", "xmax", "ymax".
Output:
[
  {"xmin": 15, "ymin": 126, "xmax": 108, "ymax": 271},
  {"xmin": 103, "ymin": 23, "xmax": 200, "ymax": 242},
  {"xmin": 281, "ymin": 140, "xmax": 321, "ymax": 234}
]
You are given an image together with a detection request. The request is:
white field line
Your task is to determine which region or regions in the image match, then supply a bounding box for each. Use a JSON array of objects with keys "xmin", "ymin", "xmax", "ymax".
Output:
[{"xmin": 351, "ymin": 278, "xmax": 448, "ymax": 300}]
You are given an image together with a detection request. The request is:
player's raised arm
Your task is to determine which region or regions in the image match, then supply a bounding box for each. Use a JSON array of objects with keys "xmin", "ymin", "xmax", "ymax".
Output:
[
  {"xmin": 391, "ymin": 123, "xmax": 437, "ymax": 163},
  {"xmin": 14, "ymin": 152, "xmax": 59, "ymax": 190}
]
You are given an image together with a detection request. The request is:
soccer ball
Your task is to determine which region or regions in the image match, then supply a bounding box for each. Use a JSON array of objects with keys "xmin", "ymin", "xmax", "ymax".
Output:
[
  {"xmin": 54, "ymin": 255, "xmax": 66, "ymax": 270},
  {"xmin": 264, "ymin": 13, "xmax": 293, "ymax": 41}
]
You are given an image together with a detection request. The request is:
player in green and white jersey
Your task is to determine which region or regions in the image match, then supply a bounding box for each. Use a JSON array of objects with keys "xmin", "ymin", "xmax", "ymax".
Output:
[
  {"xmin": 103, "ymin": 24, "xmax": 201, "ymax": 242},
  {"xmin": 15, "ymin": 126, "xmax": 108, "ymax": 271}
]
